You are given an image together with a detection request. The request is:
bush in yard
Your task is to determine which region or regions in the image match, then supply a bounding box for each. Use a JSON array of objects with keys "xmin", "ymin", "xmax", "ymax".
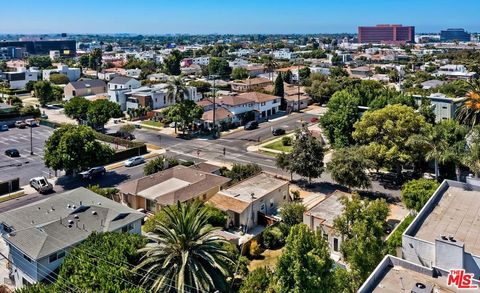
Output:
[
  {"xmin": 180, "ymin": 160, "xmax": 195, "ymax": 166},
  {"xmin": 282, "ymin": 136, "xmax": 292, "ymax": 146},
  {"xmin": 262, "ymin": 225, "xmax": 286, "ymax": 249},
  {"xmin": 249, "ymin": 239, "xmax": 262, "ymax": 258},
  {"xmin": 280, "ymin": 201, "xmax": 306, "ymax": 227},
  {"xmin": 204, "ymin": 203, "xmax": 228, "ymax": 227},
  {"xmin": 401, "ymin": 179, "xmax": 439, "ymax": 212}
]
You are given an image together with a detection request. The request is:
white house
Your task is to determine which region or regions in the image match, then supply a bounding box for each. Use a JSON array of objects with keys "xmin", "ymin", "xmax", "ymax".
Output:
[
  {"xmin": 413, "ymin": 93, "xmax": 465, "ymax": 123},
  {"xmin": 108, "ymin": 76, "xmax": 142, "ymax": 111},
  {"xmin": 42, "ymin": 65, "xmax": 81, "ymax": 82},
  {"xmin": 435, "ymin": 64, "xmax": 477, "ymax": 79},
  {"xmin": 239, "ymin": 92, "xmax": 281, "ymax": 118},
  {"xmin": 192, "ymin": 56, "xmax": 210, "ymax": 66},
  {"xmin": 2, "ymin": 67, "xmax": 39, "ymax": 89},
  {"xmin": 0, "ymin": 188, "xmax": 144, "ymax": 289},
  {"xmin": 272, "ymin": 48, "xmax": 298, "ymax": 60}
]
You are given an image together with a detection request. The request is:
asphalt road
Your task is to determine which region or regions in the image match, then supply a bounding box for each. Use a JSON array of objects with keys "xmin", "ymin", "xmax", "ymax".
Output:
[{"xmin": 0, "ymin": 126, "xmax": 53, "ymax": 186}]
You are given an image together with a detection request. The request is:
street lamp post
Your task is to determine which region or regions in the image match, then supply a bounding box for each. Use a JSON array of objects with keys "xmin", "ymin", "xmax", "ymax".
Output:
[{"xmin": 30, "ymin": 125, "xmax": 33, "ymax": 155}]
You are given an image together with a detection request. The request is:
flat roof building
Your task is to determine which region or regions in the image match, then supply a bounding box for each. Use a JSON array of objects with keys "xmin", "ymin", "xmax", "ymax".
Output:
[
  {"xmin": 402, "ymin": 180, "xmax": 480, "ymax": 279},
  {"xmin": 440, "ymin": 28, "xmax": 471, "ymax": 42},
  {"xmin": 0, "ymin": 40, "xmax": 76, "ymax": 57},
  {"xmin": 358, "ymin": 25, "xmax": 415, "ymax": 44}
]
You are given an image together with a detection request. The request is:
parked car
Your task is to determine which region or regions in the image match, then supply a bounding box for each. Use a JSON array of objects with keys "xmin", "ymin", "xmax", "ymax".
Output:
[
  {"xmin": 113, "ymin": 131, "xmax": 135, "ymax": 140},
  {"xmin": 15, "ymin": 121, "xmax": 27, "ymax": 129},
  {"xmin": 272, "ymin": 128, "xmax": 286, "ymax": 136},
  {"xmin": 40, "ymin": 113, "xmax": 48, "ymax": 119},
  {"xmin": 79, "ymin": 166, "xmax": 106, "ymax": 179},
  {"xmin": 29, "ymin": 177, "xmax": 53, "ymax": 194},
  {"xmin": 124, "ymin": 156, "xmax": 145, "ymax": 167},
  {"xmin": 244, "ymin": 121, "xmax": 259, "ymax": 130},
  {"xmin": 0, "ymin": 124, "xmax": 8, "ymax": 131},
  {"xmin": 4, "ymin": 149, "xmax": 20, "ymax": 157},
  {"xmin": 25, "ymin": 119, "xmax": 38, "ymax": 127}
]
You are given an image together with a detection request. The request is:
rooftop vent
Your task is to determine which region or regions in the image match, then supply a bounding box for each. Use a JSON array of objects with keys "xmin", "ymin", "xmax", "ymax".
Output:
[
  {"xmin": 74, "ymin": 215, "xmax": 79, "ymax": 219},
  {"xmin": 411, "ymin": 282, "xmax": 433, "ymax": 293},
  {"xmin": 92, "ymin": 211, "xmax": 97, "ymax": 216},
  {"xmin": 72, "ymin": 205, "xmax": 76, "ymax": 209},
  {"xmin": 68, "ymin": 220, "xmax": 74, "ymax": 225},
  {"xmin": 67, "ymin": 204, "xmax": 71, "ymax": 208},
  {"xmin": 448, "ymin": 236, "xmax": 456, "ymax": 242},
  {"xmin": 441, "ymin": 235, "xmax": 448, "ymax": 241}
]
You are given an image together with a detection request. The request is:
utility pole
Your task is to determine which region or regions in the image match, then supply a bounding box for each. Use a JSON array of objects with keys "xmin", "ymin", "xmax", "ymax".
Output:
[
  {"xmin": 30, "ymin": 125, "xmax": 33, "ymax": 155},
  {"xmin": 297, "ymin": 81, "xmax": 301, "ymax": 112},
  {"xmin": 210, "ymin": 74, "xmax": 219, "ymax": 138}
]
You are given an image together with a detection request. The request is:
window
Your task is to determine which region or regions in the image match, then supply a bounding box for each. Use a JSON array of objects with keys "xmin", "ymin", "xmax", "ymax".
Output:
[
  {"xmin": 323, "ymin": 233, "xmax": 328, "ymax": 240},
  {"xmin": 58, "ymin": 251, "xmax": 66, "ymax": 259},
  {"xmin": 122, "ymin": 223, "xmax": 134, "ymax": 232},
  {"xmin": 146, "ymin": 199, "xmax": 156, "ymax": 212},
  {"xmin": 261, "ymin": 102, "xmax": 266, "ymax": 106},
  {"xmin": 23, "ymin": 254, "xmax": 32, "ymax": 263},
  {"xmin": 442, "ymin": 106, "xmax": 448, "ymax": 109},
  {"xmin": 333, "ymin": 238, "xmax": 339, "ymax": 252},
  {"xmin": 269, "ymin": 199, "xmax": 274, "ymax": 208},
  {"xmin": 49, "ymin": 253, "xmax": 58, "ymax": 263}
]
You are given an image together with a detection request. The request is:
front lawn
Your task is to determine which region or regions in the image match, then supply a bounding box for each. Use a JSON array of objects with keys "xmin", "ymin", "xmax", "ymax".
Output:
[
  {"xmin": 141, "ymin": 120, "xmax": 164, "ymax": 128},
  {"xmin": 263, "ymin": 139, "xmax": 293, "ymax": 153}
]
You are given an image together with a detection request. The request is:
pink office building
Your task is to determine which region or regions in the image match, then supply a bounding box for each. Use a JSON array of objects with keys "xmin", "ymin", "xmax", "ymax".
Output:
[{"xmin": 358, "ymin": 24, "xmax": 415, "ymax": 44}]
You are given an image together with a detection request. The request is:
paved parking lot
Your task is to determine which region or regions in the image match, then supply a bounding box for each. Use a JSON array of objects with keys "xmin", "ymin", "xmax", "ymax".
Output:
[{"xmin": 0, "ymin": 126, "xmax": 53, "ymax": 186}]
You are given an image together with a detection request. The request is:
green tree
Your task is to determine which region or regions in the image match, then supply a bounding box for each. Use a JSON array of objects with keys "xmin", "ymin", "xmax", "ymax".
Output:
[
  {"xmin": 64, "ymin": 96, "xmax": 91, "ymax": 123},
  {"xmin": 188, "ymin": 80, "xmax": 211, "ymax": 93},
  {"xmin": 418, "ymin": 96, "xmax": 436, "ymax": 124},
  {"xmin": 456, "ymin": 79, "xmax": 480, "ymax": 126},
  {"xmin": 273, "ymin": 73, "xmax": 286, "ymax": 110},
  {"xmin": 276, "ymin": 152, "xmax": 293, "ymax": 180},
  {"xmin": 165, "ymin": 99, "xmax": 204, "ymax": 134},
  {"xmin": 87, "ymin": 185, "xmax": 118, "ymax": 200},
  {"xmin": 163, "ymin": 49, "xmax": 182, "ymax": 75},
  {"xmin": 86, "ymin": 99, "xmax": 123, "ymax": 129},
  {"xmin": 327, "ymin": 147, "xmax": 372, "ymax": 191},
  {"xmin": 275, "ymin": 224, "xmax": 336, "ymax": 293},
  {"xmin": 27, "ymin": 55, "xmax": 52, "ymax": 69},
  {"xmin": 143, "ymin": 155, "xmax": 178, "ymax": 175},
  {"xmin": 222, "ymin": 163, "xmax": 262, "ymax": 184},
  {"xmin": 401, "ymin": 179, "xmax": 440, "ymax": 212},
  {"xmin": 34, "ymin": 80, "xmax": 54, "ymax": 106},
  {"xmin": 208, "ymin": 57, "xmax": 231, "ymax": 78},
  {"xmin": 298, "ymin": 67, "xmax": 311, "ymax": 85},
  {"xmin": 91, "ymin": 48, "xmax": 103, "ymax": 71},
  {"xmin": 49, "ymin": 73, "xmax": 70, "ymax": 85},
  {"xmin": 280, "ymin": 201, "xmax": 306, "ymax": 227},
  {"xmin": 55, "ymin": 232, "xmax": 146, "ymax": 293},
  {"xmin": 135, "ymin": 201, "xmax": 235, "ymax": 293},
  {"xmin": 231, "ymin": 67, "xmax": 249, "ymax": 80},
  {"xmin": 240, "ymin": 267, "xmax": 274, "ymax": 293},
  {"xmin": 20, "ymin": 105, "xmax": 41, "ymax": 118},
  {"xmin": 333, "ymin": 193, "xmax": 389, "ymax": 283},
  {"xmin": 353, "ymin": 104, "xmax": 429, "ymax": 174},
  {"xmin": 44, "ymin": 125, "xmax": 114, "ymax": 174},
  {"xmin": 283, "ymin": 70, "xmax": 293, "ymax": 83},
  {"xmin": 166, "ymin": 77, "xmax": 188, "ymax": 104},
  {"xmin": 288, "ymin": 126, "xmax": 325, "ymax": 184},
  {"xmin": 320, "ymin": 90, "xmax": 359, "ymax": 148}
]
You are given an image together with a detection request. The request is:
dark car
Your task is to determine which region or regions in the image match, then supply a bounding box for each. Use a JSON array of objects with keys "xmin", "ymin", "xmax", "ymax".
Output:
[
  {"xmin": 79, "ymin": 166, "xmax": 106, "ymax": 179},
  {"xmin": 4, "ymin": 149, "xmax": 20, "ymax": 157},
  {"xmin": 244, "ymin": 121, "xmax": 259, "ymax": 130},
  {"xmin": 272, "ymin": 128, "xmax": 286, "ymax": 136}
]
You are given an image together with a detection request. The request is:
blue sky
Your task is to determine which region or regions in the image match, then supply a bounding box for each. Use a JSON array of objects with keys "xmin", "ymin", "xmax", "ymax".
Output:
[{"xmin": 1, "ymin": 0, "xmax": 479, "ymax": 34}]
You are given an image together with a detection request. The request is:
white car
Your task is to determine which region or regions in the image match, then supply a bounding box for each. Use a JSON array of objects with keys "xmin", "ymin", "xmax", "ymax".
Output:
[
  {"xmin": 29, "ymin": 177, "xmax": 53, "ymax": 194},
  {"xmin": 124, "ymin": 156, "xmax": 145, "ymax": 167}
]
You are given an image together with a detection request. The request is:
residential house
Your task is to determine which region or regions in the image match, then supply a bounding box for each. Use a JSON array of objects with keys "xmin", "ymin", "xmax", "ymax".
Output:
[
  {"xmin": 0, "ymin": 187, "xmax": 144, "ymax": 288},
  {"xmin": 350, "ymin": 66, "xmax": 373, "ymax": 78},
  {"xmin": 421, "ymin": 79, "xmax": 446, "ymax": 90},
  {"xmin": 239, "ymin": 92, "xmax": 281, "ymax": 118},
  {"xmin": 118, "ymin": 165, "xmax": 230, "ymax": 213},
  {"xmin": 42, "ymin": 64, "xmax": 81, "ymax": 82},
  {"xmin": 413, "ymin": 93, "xmax": 465, "ymax": 122},
  {"xmin": 108, "ymin": 76, "xmax": 142, "ymax": 111},
  {"xmin": 208, "ymin": 173, "xmax": 290, "ymax": 231},
  {"xmin": 2, "ymin": 68, "xmax": 39, "ymax": 90},
  {"xmin": 272, "ymin": 48, "xmax": 298, "ymax": 60},
  {"xmin": 231, "ymin": 77, "xmax": 272, "ymax": 92},
  {"xmin": 275, "ymin": 66, "xmax": 307, "ymax": 83},
  {"xmin": 263, "ymin": 82, "xmax": 310, "ymax": 112},
  {"xmin": 402, "ymin": 180, "xmax": 480, "ymax": 279},
  {"xmin": 64, "ymin": 79, "xmax": 107, "ymax": 100},
  {"xmin": 201, "ymin": 107, "xmax": 234, "ymax": 130},
  {"xmin": 303, "ymin": 191, "xmax": 349, "ymax": 262},
  {"xmin": 192, "ymin": 56, "xmax": 210, "ymax": 66},
  {"xmin": 435, "ymin": 64, "xmax": 477, "ymax": 80}
]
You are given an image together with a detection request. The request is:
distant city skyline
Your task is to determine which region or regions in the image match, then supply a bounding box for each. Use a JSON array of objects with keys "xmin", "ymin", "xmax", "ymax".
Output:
[{"xmin": 1, "ymin": 0, "xmax": 479, "ymax": 34}]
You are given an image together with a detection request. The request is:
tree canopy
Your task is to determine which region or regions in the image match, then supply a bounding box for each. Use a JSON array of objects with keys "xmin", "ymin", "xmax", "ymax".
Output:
[
  {"xmin": 401, "ymin": 179, "xmax": 439, "ymax": 212},
  {"xmin": 44, "ymin": 125, "xmax": 114, "ymax": 173},
  {"xmin": 207, "ymin": 57, "xmax": 231, "ymax": 78},
  {"xmin": 86, "ymin": 99, "xmax": 123, "ymax": 129},
  {"xmin": 327, "ymin": 147, "xmax": 373, "ymax": 190},
  {"xmin": 34, "ymin": 81, "xmax": 54, "ymax": 106}
]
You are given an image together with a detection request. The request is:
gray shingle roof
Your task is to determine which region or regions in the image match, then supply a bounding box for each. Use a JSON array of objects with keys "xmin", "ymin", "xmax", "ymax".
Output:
[
  {"xmin": 68, "ymin": 79, "xmax": 106, "ymax": 90},
  {"xmin": 109, "ymin": 76, "xmax": 136, "ymax": 85},
  {"xmin": 0, "ymin": 187, "xmax": 144, "ymax": 260}
]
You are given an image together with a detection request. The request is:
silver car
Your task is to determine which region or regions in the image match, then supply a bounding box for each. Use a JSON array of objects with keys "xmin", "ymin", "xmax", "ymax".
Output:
[
  {"xmin": 29, "ymin": 177, "xmax": 53, "ymax": 194},
  {"xmin": 124, "ymin": 156, "xmax": 145, "ymax": 167}
]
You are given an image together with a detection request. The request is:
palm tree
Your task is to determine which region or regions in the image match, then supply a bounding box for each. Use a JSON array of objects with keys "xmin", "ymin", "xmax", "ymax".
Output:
[
  {"xmin": 456, "ymin": 78, "xmax": 480, "ymax": 127},
  {"xmin": 263, "ymin": 57, "xmax": 278, "ymax": 81},
  {"xmin": 408, "ymin": 126, "xmax": 449, "ymax": 181},
  {"xmin": 135, "ymin": 201, "xmax": 234, "ymax": 293},
  {"xmin": 166, "ymin": 78, "xmax": 188, "ymax": 104}
]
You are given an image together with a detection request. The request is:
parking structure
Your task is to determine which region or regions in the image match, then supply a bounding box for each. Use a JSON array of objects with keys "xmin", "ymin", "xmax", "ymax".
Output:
[{"xmin": 0, "ymin": 126, "xmax": 53, "ymax": 186}]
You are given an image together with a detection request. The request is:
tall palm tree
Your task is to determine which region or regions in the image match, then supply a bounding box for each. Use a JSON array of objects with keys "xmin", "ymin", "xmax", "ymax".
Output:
[
  {"xmin": 263, "ymin": 57, "xmax": 278, "ymax": 81},
  {"xmin": 166, "ymin": 78, "xmax": 188, "ymax": 104},
  {"xmin": 456, "ymin": 78, "xmax": 480, "ymax": 127},
  {"xmin": 135, "ymin": 201, "xmax": 234, "ymax": 293}
]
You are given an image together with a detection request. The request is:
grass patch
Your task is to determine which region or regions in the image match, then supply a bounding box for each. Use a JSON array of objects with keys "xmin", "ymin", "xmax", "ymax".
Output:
[
  {"xmin": 248, "ymin": 248, "xmax": 284, "ymax": 271},
  {"xmin": 141, "ymin": 120, "xmax": 164, "ymax": 128},
  {"xmin": 263, "ymin": 139, "xmax": 293, "ymax": 153},
  {"xmin": 0, "ymin": 191, "xmax": 26, "ymax": 203}
]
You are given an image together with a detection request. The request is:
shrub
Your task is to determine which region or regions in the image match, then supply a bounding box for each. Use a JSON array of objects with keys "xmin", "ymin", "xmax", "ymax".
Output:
[
  {"xmin": 180, "ymin": 160, "xmax": 195, "ymax": 166},
  {"xmin": 204, "ymin": 203, "xmax": 227, "ymax": 227},
  {"xmin": 282, "ymin": 136, "xmax": 292, "ymax": 146},
  {"xmin": 249, "ymin": 239, "xmax": 262, "ymax": 258},
  {"xmin": 401, "ymin": 179, "xmax": 439, "ymax": 212},
  {"xmin": 261, "ymin": 225, "xmax": 286, "ymax": 249},
  {"xmin": 280, "ymin": 202, "xmax": 306, "ymax": 227}
]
